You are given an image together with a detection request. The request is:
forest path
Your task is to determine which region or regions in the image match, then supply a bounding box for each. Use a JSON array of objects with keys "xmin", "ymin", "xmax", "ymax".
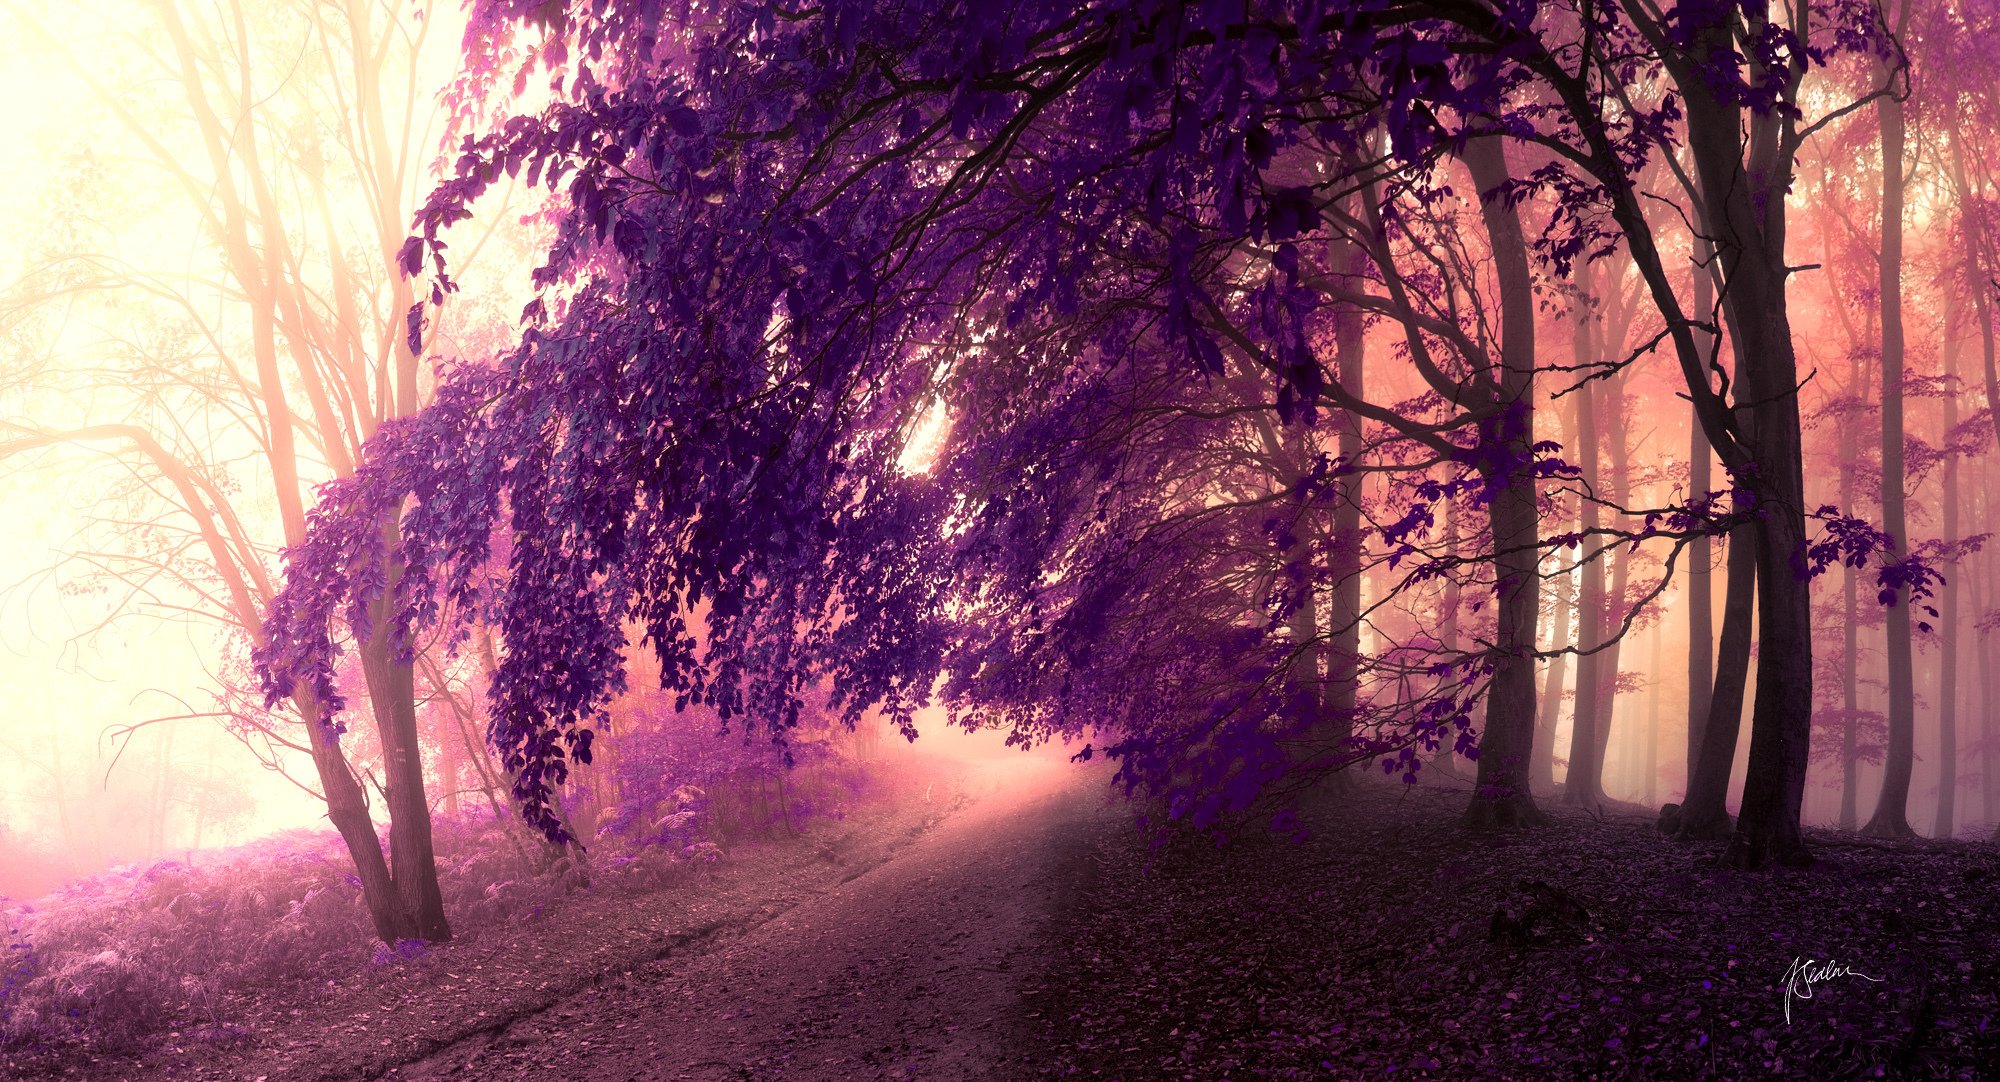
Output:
[{"xmin": 389, "ymin": 754, "xmax": 1111, "ymax": 1081}]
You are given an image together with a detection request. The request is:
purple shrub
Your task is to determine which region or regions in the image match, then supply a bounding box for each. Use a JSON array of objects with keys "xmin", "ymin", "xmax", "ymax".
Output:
[
  {"xmin": 596, "ymin": 679, "xmax": 869, "ymax": 850},
  {"xmin": 370, "ymin": 938, "xmax": 430, "ymax": 967},
  {"xmin": 0, "ymin": 823, "xmax": 542, "ymax": 1053}
]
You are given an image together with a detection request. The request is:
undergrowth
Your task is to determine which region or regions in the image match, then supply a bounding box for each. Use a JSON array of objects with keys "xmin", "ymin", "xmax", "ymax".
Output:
[{"xmin": 0, "ymin": 756, "xmax": 875, "ymax": 1056}]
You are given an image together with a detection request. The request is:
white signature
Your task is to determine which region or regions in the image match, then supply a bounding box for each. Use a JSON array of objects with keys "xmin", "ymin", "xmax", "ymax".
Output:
[{"xmin": 1781, "ymin": 956, "xmax": 1884, "ymax": 1023}]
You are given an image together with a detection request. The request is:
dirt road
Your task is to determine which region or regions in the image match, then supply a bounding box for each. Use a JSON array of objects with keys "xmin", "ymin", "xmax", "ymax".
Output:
[{"xmin": 391, "ymin": 756, "xmax": 1108, "ymax": 1081}]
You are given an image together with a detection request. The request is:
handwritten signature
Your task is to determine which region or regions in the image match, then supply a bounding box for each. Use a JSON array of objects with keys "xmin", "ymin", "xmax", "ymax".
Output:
[{"xmin": 1781, "ymin": 956, "xmax": 1884, "ymax": 1023}]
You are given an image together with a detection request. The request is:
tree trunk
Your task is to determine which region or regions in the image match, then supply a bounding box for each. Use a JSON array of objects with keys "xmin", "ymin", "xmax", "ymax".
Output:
[
  {"xmin": 1729, "ymin": 499, "xmax": 1816, "ymax": 867},
  {"xmin": 1864, "ymin": 77, "xmax": 1916, "ymax": 840},
  {"xmin": 1686, "ymin": 243, "xmax": 1717, "ymax": 798},
  {"xmin": 1839, "ymin": 339, "xmax": 1863, "ymax": 831},
  {"xmin": 1534, "ymin": 571, "xmax": 1573, "ymax": 795},
  {"xmin": 300, "ymin": 689, "xmax": 415, "ymax": 942},
  {"xmin": 1658, "ymin": 14, "xmax": 1815, "ymax": 868},
  {"xmin": 360, "ymin": 513, "xmax": 452, "ymax": 942},
  {"xmin": 1678, "ymin": 526, "xmax": 1756, "ymax": 838},
  {"xmin": 1565, "ymin": 284, "xmax": 1610, "ymax": 808},
  {"xmin": 1949, "ymin": 138, "xmax": 2000, "ymax": 839},
  {"xmin": 1948, "ymin": 128, "xmax": 2000, "ymax": 464},
  {"xmin": 1979, "ymin": 506, "xmax": 1999, "ymax": 832},
  {"xmin": 1840, "ymin": 556, "xmax": 1861, "ymax": 831},
  {"xmin": 360, "ymin": 635, "xmax": 452, "ymax": 941},
  {"xmin": 1936, "ymin": 301, "xmax": 1962, "ymax": 838},
  {"xmin": 1459, "ymin": 134, "xmax": 1545, "ymax": 829},
  {"xmin": 438, "ymin": 687, "xmax": 463, "ymax": 820},
  {"xmin": 1563, "ymin": 355, "xmax": 1633, "ymax": 805},
  {"xmin": 1595, "ymin": 379, "xmax": 1635, "ymax": 795},
  {"xmin": 1645, "ymin": 616, "xmax": 1663, "ymax": 805},
  {"xmin": 1432, "ymin": 501, "xmax": 1464, "ymax": 776},
  {"xmin": 1324, "ymin": 216, "xmax": 1366, "ymax": 768},
  {"xmin": 1285, "ymin": 521, "xmax": 1320, "ymax": 741},
  {"xmin": 1984, "ymin": 565, "xmax": 1998, "ymax": 834}
]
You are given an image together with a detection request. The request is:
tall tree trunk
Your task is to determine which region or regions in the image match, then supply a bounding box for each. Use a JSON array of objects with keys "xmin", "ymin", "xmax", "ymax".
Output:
[
  {"xmin": 1977, "ymin": 489, "xmax": 1999, "ymax": 832},
  {"xmin": 1686, "ymin": 241, "xmax": 1717, "ymax": 797},
  {"xmin": 1460, "ymin": 135, "xmax": 1544, "ymax": 829},
  {"xmin": 1864, "ymin": 73, "xmax": 1917, "ymax": 840},
  {"xmin": 1948, "ymin": 142, "xmax": 2000, "ymax": 840},
  {"xmin": 1838, "ymin": 329, "xmax": 1865, "ymax": 831},
  {"xmin": 76, "ymin": 1, "xmax": 455, "ymax": 942},
  {"xmin": 1678, "ymin": 526, "xmax": 1757, "ymax": 838},
  {"xmin": 1841, "ymin": 556, "xmax": 1861, "ymax": 831},
  {"xmin": 1324, "ymin": 217, "xmax": 1366, "ymax": 769},
  {"xmin": 1594, "ymin": 380, "xmax": 1635, "ymax": 793},
  {"xmin": 1645, "ymin": 616, "xmax": 1663, "ymax": 805},
  {"xmin": 1948, "ymin": 129, "xmax": 2000, "ymax": 464},
  {"xmin": 1936, "ymin": 302, "xmax": 1962, "ymax": 838},
  {"xmin": 1565, "ymin": 282, "xmax": 1610, "ymax": 808},
  {"xmin": 1983, "ymin": 552, "xmax": 1999, "ymax": 834},
  {"xmin": 1433, "ymin": 501, "xmax": 1464, "ymax": 775},
  {"xmin": 1655, "ymin": 8, "xmax": 1815, "ymax": 867},
  {"xmin": 1534, "ymin": 571, "xmax": 1574, "ymax": 795},
  {"xmin": 1731, "ymin": 504, "xmax": 1815, "ymax": 866},
  {"xmin": 1562, "ymin": 338, "xmax": 1633, "ymax": 805},
  {"xmin": 301, "ymin": 688, "xmax": 415, "ymax": 942},
  {"xmin": 359, "ymin": 513, "xmax": 453, "ymax": 942},
  {"xmin": 1285, "ymin": 513, "xmax": 1321, "ymax": 741},
  {"xmin": 439, "ymin": 697, "xmax": 463, "ymax": 820}
]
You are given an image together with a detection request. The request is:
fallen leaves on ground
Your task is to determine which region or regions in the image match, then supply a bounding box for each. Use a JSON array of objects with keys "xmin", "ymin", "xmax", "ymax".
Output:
[{"xmin": 1026, "ymin": 781, "xmax": 2000, "ymax": 1081}]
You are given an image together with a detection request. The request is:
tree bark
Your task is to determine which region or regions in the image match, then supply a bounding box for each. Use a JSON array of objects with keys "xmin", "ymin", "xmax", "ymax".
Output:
[
  {"xmin": 1936, "ymin": 300, "xmax": 1962, "ymax": 838},
  {"xmin": 1983, "ymin": 554, "xmax": 1998, "ymax": 834},
  {"xmin": 1678, "ymin": 525, "xmax": 1756, "ymax": 838},
  {"xmin": 1565, "ymin": 288, "xmax": 1610, "ymax": 809},
  {"xmin": 1432, "ymin": 500, "xmax": 1465, "ymax": 776},
  {"xmin": 1864, "ymin": 71, "xmax": 1917, "ymax": 840},
  {"xmin": 1840, "ymin": 556, "xmax": 1861, "ymax": 831},
  {"xmin": 437, "ymin": 670, "xmax": 463, "ymax": 820},
  {"xmin": 1662, "ymin": 8, "xmax": 1816, "ymax": 868},
  {"xmin": 1839, "ymin": 338, "xmax": 1864, "ymax": 831},
  {"xmin": 1977, "ymin": 494, "xmax": 1999, "ymax": 833},
  {"xmin": 359, "ymin": 513, "xmax": 453, "ymax": 942},
  {"xmin": 300, "ymin": 688, "xmax": 415, "ymax": 942},
  {"xmin": 1595, "ymin": 379, "xmax": 1635, "ymax": 793},
  {"xmin": 1948, "ymin": 122, "xmax": 2000, "ymax": 464},
  {"xmin": 1534, "ymin": 571, "xmax": 1573, "ymax": 795},
  {"xmin": 1644, "ymin": 616, "xmax": 1663, "ymax": 805},
  {"xmin": 151, "ymin": 0, "xmax": 454, "ymax": 936},
  {"xmin": 1324, "ymin": 215, "xmax": 1366, "ymax": 767},
  {"xmin": 1459, "ymin": 135, "xmax": 1545, "ymax": 829},
  {"xmin": 360, "ymin": 633, "xmax": 453, "ymax": 941},
  {"xmin": 1686, "ymin": 241, "xmax": 1717, "ymax": 798},
  {"xmin": 1946, "ymin": 135, "xmax": 2000, "ymax": 838}
]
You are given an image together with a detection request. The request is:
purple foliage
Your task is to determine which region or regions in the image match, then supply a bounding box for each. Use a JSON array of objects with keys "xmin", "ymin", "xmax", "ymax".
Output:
[
  {"xmin": 370, "ymin": 938, "xmax": 430, "ymax": 967},
  {"xmin": 255, "ymin": 0, "xmax": 1884, "ymax": 842},
  {"xmin": 1803, "ymin": 505, "xmax": 1949, "ymax": 630},
  {"xmin": 597, "ymin": 684, "xmax": 853, "ymax": 847}
]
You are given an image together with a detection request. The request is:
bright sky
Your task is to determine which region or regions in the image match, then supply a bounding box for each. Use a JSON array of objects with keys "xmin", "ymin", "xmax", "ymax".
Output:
[{"xmin": 0, "ymin": 1, "xmax": 486, "ymax": 867}]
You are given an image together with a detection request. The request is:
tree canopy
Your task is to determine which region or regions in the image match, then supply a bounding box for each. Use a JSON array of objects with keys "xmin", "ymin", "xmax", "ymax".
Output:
[{"xmin": 259, "ymin": 0, "xmax": 1908, "ymax": 862}]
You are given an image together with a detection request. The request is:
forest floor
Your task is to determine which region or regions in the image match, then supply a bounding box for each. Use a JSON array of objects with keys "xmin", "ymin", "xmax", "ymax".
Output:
[
  {"xmin": 1029, "ymin": 779, "xmax": 2000, "ymax": 1081},
  {"xmin": 13, "ymin": 766, "xmax": 2000, "ymax": 1081}
]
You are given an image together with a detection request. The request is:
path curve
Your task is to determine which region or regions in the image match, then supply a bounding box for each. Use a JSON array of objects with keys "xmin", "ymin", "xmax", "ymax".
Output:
[{"xmin": 392, "ymin": 756, "xmax": 1107, "ymax": 1081}]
